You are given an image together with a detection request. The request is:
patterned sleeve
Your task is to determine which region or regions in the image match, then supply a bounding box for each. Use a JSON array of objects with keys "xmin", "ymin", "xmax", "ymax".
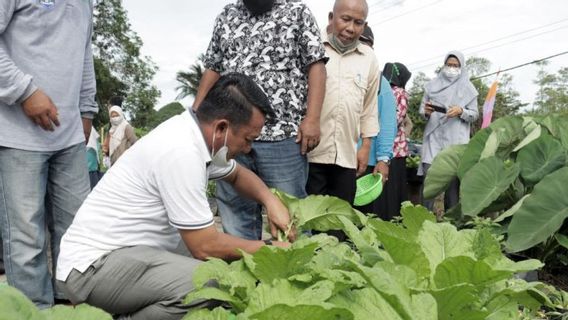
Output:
[
  {"xmin": 396, "ymin": 89, "xmax": 408, "ymax": 126},
  {"xmin": 297, "ymin": 4, "xmax": 327, "ymax": 69},
  {"xmin": 203, "ymin": 10, "xmax": 227, "ymax": 73}
]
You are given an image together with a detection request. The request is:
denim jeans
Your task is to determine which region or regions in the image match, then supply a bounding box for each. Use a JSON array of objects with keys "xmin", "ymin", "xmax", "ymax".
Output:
[
  {"xmin": 0, "ymin": 143, "xmax": 90, "ymax": 308},
  {"xmin": 216, "ymin": 138, "xmax": 308, "ymax": 240}
]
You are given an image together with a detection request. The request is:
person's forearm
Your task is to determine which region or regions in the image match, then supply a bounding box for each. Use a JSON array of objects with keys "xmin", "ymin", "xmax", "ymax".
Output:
[
  {"xmin": 305, "ymin": 62, "xmax": 326, "ymax": 120},
  {"xmin": 192, "ymin": 69, "xmax": 220, "ymax": 110},
  {"xmin": 229, "ymin": 165, "xmax": 279, "ymax": 209},
  {"xmin": 197, "ymin": 231, "xmax": 264, "ymax": 260}
]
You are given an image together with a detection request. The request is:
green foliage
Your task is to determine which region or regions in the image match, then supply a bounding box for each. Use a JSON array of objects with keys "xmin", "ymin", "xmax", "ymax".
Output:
[
  {"xmin": 423, "ymin": 113, "xmax": 568, "ymax": 269},
  {"xmin": 532, "ymin": 61, "xmax": 568, "ymax": 115},
  {"xmin": 147, "ymin": 102, "xmax": 185, "ymax": 130},
  {"xmin": 92, "ymin": 0, "xmax": 160, "ymax": 129},
  {"xmin": 0, "ymin": 285, "xmax": 112, "ymax": 320},
  {"xmin": 184, "ymin": 196, "xmax": 561, "ymax": 319},
  {"xmin": 176, "ymin": 54, "xmax": 205, "ymax": 101}
]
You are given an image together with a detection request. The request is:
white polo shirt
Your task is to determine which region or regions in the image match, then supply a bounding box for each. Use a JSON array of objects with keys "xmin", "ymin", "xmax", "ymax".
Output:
[{"xmin": 56, "ymin": 111, "xmax": 236, "ymax": 281}]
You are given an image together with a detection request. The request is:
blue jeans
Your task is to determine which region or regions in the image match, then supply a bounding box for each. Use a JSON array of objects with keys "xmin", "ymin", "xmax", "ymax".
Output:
[
  {"xmin": 216, "ymin": 138, "xmax": 308, "ymax": 240},
  {"xmin": 0, "ymin": 143, "xmax": 90, "ymax": 308}
]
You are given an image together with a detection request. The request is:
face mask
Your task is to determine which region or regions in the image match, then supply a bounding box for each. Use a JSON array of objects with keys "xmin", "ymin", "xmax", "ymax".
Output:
[
  {"xmin": 328, "ymin": 33, "xmax": 359, "ymax": 55},
  {"xmin": 110, "ymin": 116, "xmax": 123, "ymax": 126},
  {"xmin": 443, "ymin": 66, "xmax": 461, "ymax": 79},
  {"xmin": 210, "ymin": 125, "xmax": 231, "ymax": 169},
  {"xmin": 243, "ymin": 0, "xmax": 275, "ymax": 16}
]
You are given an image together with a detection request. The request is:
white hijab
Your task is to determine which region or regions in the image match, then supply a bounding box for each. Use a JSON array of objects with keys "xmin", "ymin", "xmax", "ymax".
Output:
[{"xmin": 109, "ymin": 105, "xmax": 128, "ymax": 157}]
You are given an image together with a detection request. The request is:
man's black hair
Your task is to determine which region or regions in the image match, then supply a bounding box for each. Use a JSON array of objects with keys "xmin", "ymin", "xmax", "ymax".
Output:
[
  {"xmin": 109, "ymin": 96, "xmax": 124, "ymax": 107},
  {"xmin": 196, "ymin": 73, "xmax": 274, "ymax": 128}
]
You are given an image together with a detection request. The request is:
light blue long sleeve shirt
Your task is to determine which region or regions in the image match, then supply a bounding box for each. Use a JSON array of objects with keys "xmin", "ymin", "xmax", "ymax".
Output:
[
  {"xmin": 0, "ymin": 0, "xmax": 98, "ymax": 151},
  {"xmin": 359, "ymin": 76, "xmax": 397, "ymax": 166}
]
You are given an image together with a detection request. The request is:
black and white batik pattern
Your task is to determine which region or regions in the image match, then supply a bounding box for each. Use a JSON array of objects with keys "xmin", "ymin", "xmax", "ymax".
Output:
[{"xmin": 204, "ymin": 0, "xmax": 327, "ymax": 141}]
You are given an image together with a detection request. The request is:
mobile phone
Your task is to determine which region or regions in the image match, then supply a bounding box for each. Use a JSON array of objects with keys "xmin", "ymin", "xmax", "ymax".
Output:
[{"xmin": 429, "ymin": 104, "xmax": 446, "ymax": 114}]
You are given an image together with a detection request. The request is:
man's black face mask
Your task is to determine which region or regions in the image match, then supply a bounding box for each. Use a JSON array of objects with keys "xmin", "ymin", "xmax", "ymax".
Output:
[{"xmin": 243, "ymin": 0, "xmax": 275, "ymax": 16}]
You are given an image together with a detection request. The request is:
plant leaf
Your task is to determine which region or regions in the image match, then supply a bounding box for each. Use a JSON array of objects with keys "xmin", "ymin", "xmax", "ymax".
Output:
[
  {"xmin": 460, "ymin": 157, "xmax": 520, "ymax": 216},
  {"xmin": 513, "ymin": 124, "xmax": 542, "ymax": 152},
  {"xmin": 182, "ymin": 307, "xmax": 235, "ymax": 320},
  {"xmin": 434, "ymin": 256, "xmax": 512, "ymax": 289},
  {"xmin": 400, "ymin": 201, "xmax": 436, "ymax": 234},
  {"xmin": 458, "ymin": 127, "xmax": 492, "ymax": 180},
  {"xmin": 506, "ymin": 167, "xmax": 568, "ymax": 252},
  {"xmin": 249, "ymin": 304, "xmax": 353, "ymax": 320},
  {"xmin": 423, "ymin": 144, "xmax": 467, "ymax": 200},
  {"xmin": 517, "ymin": 132, "xmax": 566, "ymax": 185},
  {"xmin": 494, "ymin": 195, "xmax": 530, "ymax": 223},
  {"xmin": 556, "ymin": 233, "xmax": 568, "ymax": 250}
]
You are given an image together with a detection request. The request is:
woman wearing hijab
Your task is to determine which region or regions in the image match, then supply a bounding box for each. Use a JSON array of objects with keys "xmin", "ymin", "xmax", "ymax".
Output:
[
  {"xmin": 375, "ymin": 62, "xmax": 412, "ymax": 220},
  {"xmin": 103, "ymin": 105, "xmax": 138, "ymax": 167},
  {"xmin": 419, "ymin": 51, "xmax": 479, "ymax": 212}
]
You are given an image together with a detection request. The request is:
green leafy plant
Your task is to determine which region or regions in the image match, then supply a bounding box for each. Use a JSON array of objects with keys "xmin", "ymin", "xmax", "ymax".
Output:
[
  {"xmin": 0, "ymin": 285, "xmax": 112, "ymax": 320},
  {"xmin": 422, "ymin": 114, "xmax": 568, "ymax": 270},
  {"xmin": 184, "ymin": 195, "xmax": 564, "ymax": 319}
]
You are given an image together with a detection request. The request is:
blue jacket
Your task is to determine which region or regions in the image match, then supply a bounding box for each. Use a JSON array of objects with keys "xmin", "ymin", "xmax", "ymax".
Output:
[{"xmin": 359, "ymin": 76, "xmax": 397, "ymax": 166}]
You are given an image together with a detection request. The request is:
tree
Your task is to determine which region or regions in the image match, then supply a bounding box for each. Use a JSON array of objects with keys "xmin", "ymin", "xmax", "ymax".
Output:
[
  {"xmin": 147, "ymin": 102, "xmax": 185, "ymax": 130},
  {"xmin": 175, "ymin": 54, "xmax": 205, "ymax": 100},
  {"xmin": 406, "ymin": 72, "xmax": 431, "ymax": 141},
  {"xmin": 533, "ymin": 61, "xmax": 568, "ymax": 114},
  {"xmin": 92, "ymin": 0, "xmax": 160, "ymax": 129}
]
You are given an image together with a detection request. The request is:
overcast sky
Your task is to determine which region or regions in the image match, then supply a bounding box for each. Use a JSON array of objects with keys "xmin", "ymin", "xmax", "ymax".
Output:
[{"xmin": 122, "ymin": 0, "xmax": 568, "ymax": 109}]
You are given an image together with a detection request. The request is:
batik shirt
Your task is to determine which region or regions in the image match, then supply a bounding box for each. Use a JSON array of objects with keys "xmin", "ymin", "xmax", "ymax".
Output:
[
  {"xmin": 393, "ymin": 86, "xmax": 409, "ymax": 158},
  {"xmin": 204, "ymin": 0, "xmax": 327, "ymax": 141}
]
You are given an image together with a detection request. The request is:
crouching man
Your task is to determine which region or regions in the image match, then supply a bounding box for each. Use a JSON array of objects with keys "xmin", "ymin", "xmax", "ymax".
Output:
[{"xmin": 56, "ymin": 73, "xmax": 294, "ymax": 320}]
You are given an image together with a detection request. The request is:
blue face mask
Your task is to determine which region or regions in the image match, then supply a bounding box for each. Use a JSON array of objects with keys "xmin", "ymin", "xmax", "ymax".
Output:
[{"xmin": 210, "ymin": 126, "xmax": 231, "ymax": 169}]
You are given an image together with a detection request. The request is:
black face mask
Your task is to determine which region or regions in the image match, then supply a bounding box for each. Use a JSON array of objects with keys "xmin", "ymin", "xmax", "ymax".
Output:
[{"xmin": 243, "ymin": 0, "xmax": 275, "ymax": 16}]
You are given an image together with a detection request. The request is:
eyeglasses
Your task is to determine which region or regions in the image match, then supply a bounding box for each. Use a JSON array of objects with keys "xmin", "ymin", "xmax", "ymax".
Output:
[{"xmin": 445, "ymin": 63, "xmax": 460, "ymax": 68}]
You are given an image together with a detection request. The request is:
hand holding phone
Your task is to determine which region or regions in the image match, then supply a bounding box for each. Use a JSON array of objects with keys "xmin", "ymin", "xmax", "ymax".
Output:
[{"xmin": 429, "ymin": 103, "xmax": 446, "ymax": 114}]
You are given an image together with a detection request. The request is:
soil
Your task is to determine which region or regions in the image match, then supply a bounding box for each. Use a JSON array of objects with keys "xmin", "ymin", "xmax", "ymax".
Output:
[{"xmin": 539, "ymin": 270, "xmax": 568, "ymax": 292}]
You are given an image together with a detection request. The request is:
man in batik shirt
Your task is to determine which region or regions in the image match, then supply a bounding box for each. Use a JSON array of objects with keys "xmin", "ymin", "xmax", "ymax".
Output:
[{"xmin": 193, "ymin": 0, "xmax": 327, "ymax": 240}]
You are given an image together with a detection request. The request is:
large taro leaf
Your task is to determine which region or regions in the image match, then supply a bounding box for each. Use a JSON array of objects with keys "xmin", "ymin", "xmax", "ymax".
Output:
[
  {"xmin": 556, "ymin": 233, "xmax": 568, "ymax": 250},
  {"xmin": 457, "ymin": 127, "xmax": 492, "ymax": 180},
  {"xmin": 460, "ymin": 157, "xmax": 520, "ymax": 216},
  {"xmin": 517, "ymin": 132, "xmax": 566, "ymax": 185},
  {"xmin": 489, "ymin": 115, "xmax": 525, "ymax": 159},
  {"xmin": 513, "ymin": 124, "xmax": 542, "ymax": 152},
  {"xmin": 506, "ymin": 167, "xmax": 568, "ymax": 252},
  {"xmin": 537, "ymin": 114, "xmax": 568, "ymax": 150},
  {"xmin": 423, "ymin": 144, "xmax": 467, "ymax": 200}
]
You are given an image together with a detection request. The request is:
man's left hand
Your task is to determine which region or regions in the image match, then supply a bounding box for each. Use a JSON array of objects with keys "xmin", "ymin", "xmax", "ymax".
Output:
[
  {"xmin": 296, "ymin": 116, "xmax": 320, "ymax": 155},
  {"xmin": 265, "ymin": 198, "xmax": 296, "ymax": 242}
]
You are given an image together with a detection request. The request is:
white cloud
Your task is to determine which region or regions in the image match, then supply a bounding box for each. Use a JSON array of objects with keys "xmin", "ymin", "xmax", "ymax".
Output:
[{"xmin": 122, "ymin": 0, "xmax": 568, "ymax": 109}]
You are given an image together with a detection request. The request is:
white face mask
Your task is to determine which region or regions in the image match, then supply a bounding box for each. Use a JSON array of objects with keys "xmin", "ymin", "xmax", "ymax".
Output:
[
  {"xmin": 443, "ymin": 66, "xmax": 461, "ymax": 79},
  {"xmin": 110, "ymin": 116, "xmax": 123, "ymax": 126},
  {"xmin": 210, "ymin": 125, "xmax": 231, "ymax": 168}
]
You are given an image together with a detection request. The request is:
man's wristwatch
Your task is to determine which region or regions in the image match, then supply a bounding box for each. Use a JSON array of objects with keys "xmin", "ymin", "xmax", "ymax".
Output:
[
  {"xmin": 263, "ymin": 239, "xmax": 273, "ymax": 246},
  {"xmin": 378, "ymin": 159, "xmax": 391, "ymax": 166}
]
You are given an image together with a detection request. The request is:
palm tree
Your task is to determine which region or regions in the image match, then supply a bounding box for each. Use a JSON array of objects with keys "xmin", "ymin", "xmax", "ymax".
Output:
[{"xmin": 175, "ymin": 54, "xmax": 205, "ymax": 100}]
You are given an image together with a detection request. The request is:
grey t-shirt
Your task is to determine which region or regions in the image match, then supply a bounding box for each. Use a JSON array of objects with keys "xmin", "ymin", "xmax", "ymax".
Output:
[{"xmin": 0, "ymin": 0, "xmax": 98, "ymax": 151}]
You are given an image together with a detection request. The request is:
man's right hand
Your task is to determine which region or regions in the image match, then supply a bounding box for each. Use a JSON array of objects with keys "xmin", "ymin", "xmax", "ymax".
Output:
[{"xmin": 21, "ymin": 89, "xmax": 60, "ymax": 131}]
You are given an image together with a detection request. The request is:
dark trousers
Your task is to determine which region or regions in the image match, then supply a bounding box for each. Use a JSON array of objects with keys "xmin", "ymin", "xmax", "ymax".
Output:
[
  {"xmin": 355, "ymin": 157, "xmax": 408, "ymax": 221},
  {"xmin": 306, "ymin": 163, "xmax": 356, "ymax": 241}
]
